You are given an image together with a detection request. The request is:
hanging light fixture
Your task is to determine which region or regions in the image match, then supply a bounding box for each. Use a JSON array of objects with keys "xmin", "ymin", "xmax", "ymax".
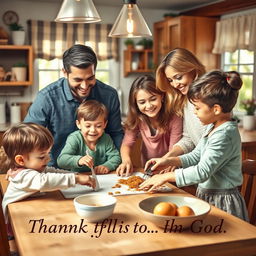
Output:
[
  {"xmin": 108, "ymin": 0, "xmax": 152, "ymax": 38},
  {"xmin": 55, "ymin": 0, "xmax": 101, "ymax": 23}
]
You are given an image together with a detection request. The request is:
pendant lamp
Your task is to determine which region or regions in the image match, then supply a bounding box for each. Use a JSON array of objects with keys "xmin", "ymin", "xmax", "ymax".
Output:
[
  {"xmin": 108, "ymin": 0, "xmax": 152, "ymax": 38},
  {"xmin": 55, "ymin": 0, "xmax": 101, "ymax": 23}
]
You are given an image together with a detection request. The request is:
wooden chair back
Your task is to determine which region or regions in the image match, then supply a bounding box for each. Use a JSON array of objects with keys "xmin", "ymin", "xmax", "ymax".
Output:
[
  {"xmin": 241, "ymin": 159, "xmax": 256, "ymax": 225},
  {"xmin": 0, "ymin": 184, "xmax": 11, "ymax": 256}
]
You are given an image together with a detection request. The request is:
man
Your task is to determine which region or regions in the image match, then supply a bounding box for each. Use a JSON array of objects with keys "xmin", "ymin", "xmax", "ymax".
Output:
[{"xmin": 24, "ymin": 44, "xmax": 123, "ymax": 167}]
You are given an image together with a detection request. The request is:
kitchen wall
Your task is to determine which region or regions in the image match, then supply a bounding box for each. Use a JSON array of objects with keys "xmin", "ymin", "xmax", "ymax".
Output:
[{"xmin": 0, "ymin": 0, "xmax": 167, "ymax": 114}]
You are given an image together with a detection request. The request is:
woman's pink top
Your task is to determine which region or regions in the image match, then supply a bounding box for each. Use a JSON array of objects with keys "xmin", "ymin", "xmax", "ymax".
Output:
[{"xmin": 122, "ymin": 114, "xmax": 182, "ymax": 166}]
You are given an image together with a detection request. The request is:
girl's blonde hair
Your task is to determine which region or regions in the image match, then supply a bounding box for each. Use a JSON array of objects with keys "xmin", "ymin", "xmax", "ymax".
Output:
[
  {"xmin": 2, "ymin": 123, "xmax": 53, "ymax": 169},
  {"xmin": 77, "ymin": 100, "xmax": 108, "ymax": 122},
  {"xmin": 156, "ymin": 48, "xmax": 206, "ymax": 117},
  {"xmin": 124, "ymin": 75, "xmax": 173, "ymax": 133}
]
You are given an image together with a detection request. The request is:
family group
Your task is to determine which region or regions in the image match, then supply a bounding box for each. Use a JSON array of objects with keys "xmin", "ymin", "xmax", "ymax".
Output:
[{"xmin": 2, "ymin": 44, "xmax": 249, "ymax": 229}]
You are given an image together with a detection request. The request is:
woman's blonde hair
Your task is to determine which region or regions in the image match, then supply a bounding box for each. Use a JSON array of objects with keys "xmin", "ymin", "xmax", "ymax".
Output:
[
  {"xmin": 2, "ymin": 123, "xmax": 53, "ymax": 169},
  {"xmin": 156, "ymin": 48, "xmax": 206, "ymax": 117},
  {"xmin": 124, "ymin": 75, "xmax": 174, "ymax": 133}
]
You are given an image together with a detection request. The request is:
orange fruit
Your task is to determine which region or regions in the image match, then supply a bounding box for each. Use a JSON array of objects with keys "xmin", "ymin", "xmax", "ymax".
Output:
[
  {"xmin": 153, "ymin": 202, "xmax": 177, "ymax": 216},
  {"xmin": 176, "ymin": 206, "xmax": 195, "ymax": 216}
]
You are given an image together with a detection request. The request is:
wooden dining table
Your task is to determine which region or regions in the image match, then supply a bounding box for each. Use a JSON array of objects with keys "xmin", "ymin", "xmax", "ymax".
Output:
[{"xmin": 1, "ymin": 173, "xmax": 256, "ymax": 256}]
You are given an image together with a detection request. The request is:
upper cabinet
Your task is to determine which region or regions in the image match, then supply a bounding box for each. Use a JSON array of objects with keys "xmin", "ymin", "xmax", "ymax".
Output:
[
  {"xmin": 153, "ymin": 16, "xmax": 220, "ymax": 71},
  {"xmin": 0, "ymin": 45, "xmax": 33, "ymax": 86}
]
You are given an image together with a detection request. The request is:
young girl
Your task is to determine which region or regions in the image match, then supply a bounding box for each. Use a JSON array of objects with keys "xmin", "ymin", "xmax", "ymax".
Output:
[
  {"xmin": 116, "ymin": 75, "xmax": 182, "ymax": 176},
  {"xmin": 156, "ymin": 48, "xmax": 206, "ymax": 159},
  {"xmin": 57, "ymin": 100, "xmax": 121, "ymax": 174},
  {"xmin": 140, "ymin": 70, "xmax": 249, "ymax": 221},
  {"xmin": 2, "ymin": 123, "xmax": 95, "ymax": 223}
]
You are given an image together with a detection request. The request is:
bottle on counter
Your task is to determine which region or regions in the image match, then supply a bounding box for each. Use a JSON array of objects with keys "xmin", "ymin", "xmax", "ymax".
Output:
[
  {"xmin": 0, "ymin": 103, "xmax": 6, "ymax": 124},
  {"xmin": 5, "ymin": 101, "xmax": 10, "ymax": 123}
]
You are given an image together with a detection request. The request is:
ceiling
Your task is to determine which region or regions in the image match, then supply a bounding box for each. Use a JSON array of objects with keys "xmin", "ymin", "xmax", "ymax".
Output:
[
  {"xmin": 27, "ymin": 0, "xmax": 224, "ymax": 12},
  {"xmin": 94, "ymin": 0, "xmax": 223, "ymax": 12}
]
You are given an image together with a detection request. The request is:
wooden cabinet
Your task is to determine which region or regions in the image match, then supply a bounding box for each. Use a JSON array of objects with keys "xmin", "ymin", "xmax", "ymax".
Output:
[
  {"xmin": 123, "ymin": 49, "xmax": 153, "ymax": 77},
  {"xmin": 0, "ymin": 45, "xmax": 33, "ymax": 86},
  {"xmin": 153, "ymin": 16, "xmax": 220, "ymax": 71}
]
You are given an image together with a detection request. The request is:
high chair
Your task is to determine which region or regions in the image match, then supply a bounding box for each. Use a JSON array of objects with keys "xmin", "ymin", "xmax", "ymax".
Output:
[{"xmin": 241, "ymin": 159, "xmax": 256, "ymax": 225}]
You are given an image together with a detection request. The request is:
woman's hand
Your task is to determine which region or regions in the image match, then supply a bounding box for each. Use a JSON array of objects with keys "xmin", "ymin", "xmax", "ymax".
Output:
[
  {"xmin": 94, "ymin": 165, "xmax": 110, "ymax": 174},
  {"xmin": 116, "ymin": 161, "xmax": 133, "ymax": 177},
  {"xmin": 139, "ymin": 172, "xmax": 175, "ymax": 192},
  {"xmin": 78, "ymin": 155, "xmax": 94, "ymax": 169}
]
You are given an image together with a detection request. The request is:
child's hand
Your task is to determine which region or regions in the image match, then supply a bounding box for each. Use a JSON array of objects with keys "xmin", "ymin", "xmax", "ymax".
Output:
[
  {"xmin": 116, "ymin": 161, "xmax": 133, "ymax": 177},
  {"xmin": 159, "ymin": 166, "xmax": 176, "ymax": 174},
  {"xmin": 78, "ymin": 155, "xmax": 94, "ymax": 169},
  {"xmin": 75, "ymin": 174, "xmax": 96, "ymax": 189},
  {"xmin": 139, "ymin": 172, "xmax": 175, "ymax": 192},
  {"xmin": 144, "ymin": 158, "xmax": 173, "ymax": 173},
  {"xmin": 94, "ymin": 165, "xmax": 110, "ymax": 174}
]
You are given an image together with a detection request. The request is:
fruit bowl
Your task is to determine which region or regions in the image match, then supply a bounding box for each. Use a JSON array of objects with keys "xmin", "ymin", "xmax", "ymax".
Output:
[
  {"xmin": 138, "ymin": 195, "xmax": 211, "ymax": 229},
  {"xmin": 73, "ymin": 194, "xmax": 116, "ymax": 222}
]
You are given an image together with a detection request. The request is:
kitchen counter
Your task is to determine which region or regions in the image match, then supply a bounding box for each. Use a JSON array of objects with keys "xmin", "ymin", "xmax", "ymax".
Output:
[{"xmin": 0, "ymin": 123, "xmax": 11, "ymax": 132}]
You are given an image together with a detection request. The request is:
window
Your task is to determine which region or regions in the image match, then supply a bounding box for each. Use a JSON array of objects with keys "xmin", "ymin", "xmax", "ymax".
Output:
[
  {"xmin": 37, "ymin": 58, "xmax": 117, "ymax": 91},
  {"xmin": 222, "ymin": 49, "xmax": 255, "ymax": 114}
]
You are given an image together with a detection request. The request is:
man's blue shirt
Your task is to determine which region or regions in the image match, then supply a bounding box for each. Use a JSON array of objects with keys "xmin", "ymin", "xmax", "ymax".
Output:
[{"xmin": 24, "ymin": 77, "xmax": 123, "ymax": 167}]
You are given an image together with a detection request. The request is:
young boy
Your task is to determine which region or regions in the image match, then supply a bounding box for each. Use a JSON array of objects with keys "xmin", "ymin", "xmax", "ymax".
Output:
[
  {"xmin": 2, "ymin": 122, "xmax": 95, "ymax": 224},
  {"xmin": 57, "ymin": 100, "xmax": 121, "ymax": 174}
]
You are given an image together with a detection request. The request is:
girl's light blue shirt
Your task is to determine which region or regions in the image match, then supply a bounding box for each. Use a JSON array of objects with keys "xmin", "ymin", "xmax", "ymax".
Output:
[{"xmin": 175, "ymin": 121, "xmax": 242, "ymax": 189}]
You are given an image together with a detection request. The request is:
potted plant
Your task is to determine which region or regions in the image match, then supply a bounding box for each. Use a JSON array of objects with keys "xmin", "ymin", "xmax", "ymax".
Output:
[
  {"xmin": 124, "ymin": 39, "xmax": 134, "ymax": 50},
  {"xmin": 135, "ymin": 38, "xmax": 153, "ymax": 50},
  {"xmin": 9, "ymin": 22, "xmax": 25, "ymax": 45},
  {"xmin": 12, "ymin": 62, "xmax": 27, "ymax": 81},
  {"xmin": 241, "ymin": 98, "xmax": 256, "ymax": 130},
  {"xmin": 135, "ymin": 39, "xmax": 146, "ymax": 50}
]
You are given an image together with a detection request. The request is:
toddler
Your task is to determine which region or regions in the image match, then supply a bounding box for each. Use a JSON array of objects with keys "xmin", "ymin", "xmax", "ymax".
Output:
[{"xmin": 2, "ymin": 123, "xmax": 95, "ymax": 224}]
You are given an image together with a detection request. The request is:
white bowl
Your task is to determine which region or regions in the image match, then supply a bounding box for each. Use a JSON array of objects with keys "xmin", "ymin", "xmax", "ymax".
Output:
[
  {"xmin": 138, "ymin": 195, "xmax": 211, "ymax": 229},
  {"xmin": 74, "ymin": 194, "xmax": 116, "ymax": 222}
]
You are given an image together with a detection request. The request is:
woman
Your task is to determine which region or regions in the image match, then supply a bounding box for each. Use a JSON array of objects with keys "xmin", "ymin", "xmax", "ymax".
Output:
[{"xmin": 157, "ymin": 48, "xmax": 206, "ymax": 160}]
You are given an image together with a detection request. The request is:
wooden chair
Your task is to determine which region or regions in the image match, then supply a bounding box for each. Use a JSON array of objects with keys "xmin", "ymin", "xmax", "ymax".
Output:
[
  {"xmin": 0, "ymin": 187, "xmax": 11, "ymax": 256},
  {"xmin": 241, "ymin": 159, "xmax": 256, "ymax": 225}
]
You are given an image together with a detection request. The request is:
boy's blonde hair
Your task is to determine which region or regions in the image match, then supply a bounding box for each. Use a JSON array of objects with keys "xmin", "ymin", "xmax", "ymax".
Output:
[
  {"xmin": 2, "ymin": 123, "xmax": 53, "ymax": 169},
  {"xmin": 156, "ymin": 48, "xmax": 206, "ymax": 117},
  {"xmin": 77, "ymin": 100, "xmax": 108, "ymax": 122}
]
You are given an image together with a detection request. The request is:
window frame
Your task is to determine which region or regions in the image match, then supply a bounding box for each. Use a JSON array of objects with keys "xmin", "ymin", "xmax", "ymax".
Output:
[
  {"xmin": 36, "ymin": 58, "xmax": 119, "ymax": 91},
  {"xmin": 221, "ymin": 49, "xmax": 256, "ymax": 116}
]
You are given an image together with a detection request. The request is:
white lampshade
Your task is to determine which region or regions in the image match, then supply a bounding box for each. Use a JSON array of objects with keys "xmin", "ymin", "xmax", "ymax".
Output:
[
  {"xmin": 55, "ymin": 0, "xmax": 101, "ymax": 23},
  {"xmin": 108, "ymin": 0, "xmax": 152, "ymax": 38}
]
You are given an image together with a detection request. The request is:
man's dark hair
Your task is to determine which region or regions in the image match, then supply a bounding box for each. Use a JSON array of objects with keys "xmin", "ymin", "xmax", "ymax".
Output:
[{"xmin": 63, "ymin": 44, "xmax": 97, "ymax": 73}]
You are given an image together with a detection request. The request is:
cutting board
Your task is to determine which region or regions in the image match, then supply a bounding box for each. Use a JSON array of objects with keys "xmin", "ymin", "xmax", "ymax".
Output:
[{"xmin": 61, "ymin": 172, "xmax": 171, "ymax": 199}]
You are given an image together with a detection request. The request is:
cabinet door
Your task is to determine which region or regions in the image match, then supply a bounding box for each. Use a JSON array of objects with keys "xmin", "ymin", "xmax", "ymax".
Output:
[
  {"xmin": 153, "ymin": 20, "xmax": 168, "ymax": 66},
  {"xmin": 166, "ymin": 16, "xmax": 195, "ymax": 53},
  {"xmin": 153, "ymin": 16, "xmax": 220, "ymax": 71}
]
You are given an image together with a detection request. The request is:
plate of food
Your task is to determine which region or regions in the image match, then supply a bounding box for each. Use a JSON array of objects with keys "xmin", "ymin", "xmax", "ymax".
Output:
[{"xmin": 61, "ymin": 172, "xmax": 172, "ymax": 199}]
